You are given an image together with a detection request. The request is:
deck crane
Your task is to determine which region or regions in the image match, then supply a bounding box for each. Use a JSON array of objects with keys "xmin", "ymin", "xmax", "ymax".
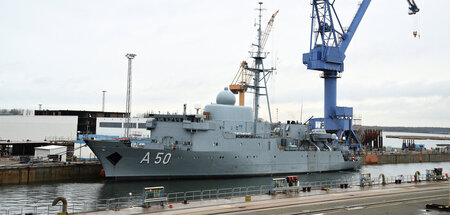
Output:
[
  {"xmin": 302, "ymin": 0, "xmax": 371, "ymax": 152},
  {"xmin": 230, "ymin": 9, "xmax": 279, "ymax": 106}
]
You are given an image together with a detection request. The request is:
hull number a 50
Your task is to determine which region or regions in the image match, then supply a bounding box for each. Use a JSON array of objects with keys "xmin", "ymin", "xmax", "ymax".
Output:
[{"xmin": 140, "ymin": 152, "xmax": 171, "ymax": 164}]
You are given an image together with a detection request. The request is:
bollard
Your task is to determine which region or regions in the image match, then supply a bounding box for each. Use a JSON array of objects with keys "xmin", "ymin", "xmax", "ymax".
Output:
[
  {"xmin": 245, "ymin": 195, "xmax": 251, "ymax": 202},
  {"xmin": 379, "ymin": 173, "xmax": 386, "ymax": 186},
  {"xmin": 307, "ymin": 187, "xmax": 311, "ymax": 192},
  {"xmin": 414, "ymin": 171, "xmax": 421, "ymax": 183},
  {"xmin": 52, "ymin": 197, "xmax": 68, "ymax": 215}
]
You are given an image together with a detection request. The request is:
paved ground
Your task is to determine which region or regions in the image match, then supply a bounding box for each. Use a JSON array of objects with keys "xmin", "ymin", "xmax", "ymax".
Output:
[
  {"xmin": 237, "ymin": 186, "xmax": 449, "ymax": 215},
  {"xmin": 79, "ymin": 181, "xmax": 450, "ymax": 215}
]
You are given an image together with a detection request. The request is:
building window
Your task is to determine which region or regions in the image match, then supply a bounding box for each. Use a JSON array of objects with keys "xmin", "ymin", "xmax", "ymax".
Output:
[
  {"xmin": 99, "ymin": 122, "xmax": 122, "ymax": 128},
  {"xmin": 124, "ymin": 123, "xmax": 136, "ymax": 128},
  {"xmin": 138, "ymin": 123, "xmax": 146, "ymax": 129}
]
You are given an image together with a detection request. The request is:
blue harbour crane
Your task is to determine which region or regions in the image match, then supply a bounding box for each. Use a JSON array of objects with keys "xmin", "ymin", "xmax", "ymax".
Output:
[
  {"xmin": 302, "ymin": 0, "xmax": 371, "ymax": 152},
  {"xmin": 407, "ymin": 0, "xmax": 420, "ymax": 15}
]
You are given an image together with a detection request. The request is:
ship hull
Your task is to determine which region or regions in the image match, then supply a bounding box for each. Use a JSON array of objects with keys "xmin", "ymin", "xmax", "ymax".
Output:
[{"xmin": 87, "ymin": 140, "xmax": 360, "ymax": 178}]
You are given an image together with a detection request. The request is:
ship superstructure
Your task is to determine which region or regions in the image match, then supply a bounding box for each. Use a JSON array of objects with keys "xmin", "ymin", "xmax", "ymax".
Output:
[
  {"xmin": 87, "ymin": 88, "xmax": 359, "ymax": 178},
  {"xmin": 86, "ymin": 3, "xmax": 360, "ymax": 178}
]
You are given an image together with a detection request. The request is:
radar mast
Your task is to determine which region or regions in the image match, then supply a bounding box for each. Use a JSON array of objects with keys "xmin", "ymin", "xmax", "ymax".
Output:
[{"xmin": 246, "ymin": 2, "xmax": 275, "ymax": 135}]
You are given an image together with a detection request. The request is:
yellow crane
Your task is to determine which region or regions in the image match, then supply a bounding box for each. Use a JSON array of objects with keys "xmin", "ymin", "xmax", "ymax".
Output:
[
  {"xmin": 230, "ymin": 61, "xmax": 249, "ymax": 106},
  {"xmin": 229, "ymin": 10, "xmax": 279, "ymax": 106}
]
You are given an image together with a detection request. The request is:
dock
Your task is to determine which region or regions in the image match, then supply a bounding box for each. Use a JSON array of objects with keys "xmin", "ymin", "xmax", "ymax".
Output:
[
  {"xmin": 76, "ymin": 181, "xmax": 449, "ymax": 215},
  {"xmin": 386, "ymin": 135, "xmax": 450, "ymax": 140},
  {"xmin": 361, "ymin": 152, "xmax": 450, "ymax": 164},
  {"xmin": 0, "ymin": 160, "xmax": 101, "ymax": 185}
]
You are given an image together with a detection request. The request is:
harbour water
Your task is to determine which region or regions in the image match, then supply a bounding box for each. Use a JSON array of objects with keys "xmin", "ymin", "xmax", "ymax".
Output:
[{"xmin": 0, "ymin": 161, "xmax": 448, "ymax": 212}]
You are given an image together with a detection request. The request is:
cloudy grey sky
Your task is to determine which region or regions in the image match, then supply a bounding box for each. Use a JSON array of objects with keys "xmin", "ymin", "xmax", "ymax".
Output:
[{"xmin": 1, "ymin": 0, "xmax": 449, "ymax": 127}]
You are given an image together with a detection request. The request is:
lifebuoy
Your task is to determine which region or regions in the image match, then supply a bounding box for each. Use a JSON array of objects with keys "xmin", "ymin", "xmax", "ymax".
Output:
[{"xmin": 446, "ymin": 173, "xmax": 449, "ymax": 179}]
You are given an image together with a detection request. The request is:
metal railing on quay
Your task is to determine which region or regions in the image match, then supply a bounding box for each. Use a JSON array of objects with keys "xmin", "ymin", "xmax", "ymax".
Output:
[
  {"xmin": 2, "ymin": 174, "xmax": 446, "ymax": 215},
  {"xmin": 167, "ymin": 192, "xmax": 186, "ymax": 203}
]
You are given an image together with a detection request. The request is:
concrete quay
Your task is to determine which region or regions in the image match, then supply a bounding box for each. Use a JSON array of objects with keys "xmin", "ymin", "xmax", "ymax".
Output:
[
  {"xmin": 0, "ymin": 161, "xmax": 101, "ymax": 185},
  {"xmin": 360, "ymin": 152, "xmax": 450, "ymax": 165},
  {"xmin": 77, "ymin": 181, "xmax": 449, "ymax": 215}
]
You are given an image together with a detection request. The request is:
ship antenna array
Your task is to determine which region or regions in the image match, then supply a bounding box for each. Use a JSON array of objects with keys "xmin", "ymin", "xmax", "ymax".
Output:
[
  {"xmin": 246, "ymin": 2, "xmax": 274, "ymax": 135},
  {"xmin": 125, "ymin": 53, "xmax": 136, "ymax": 138}
]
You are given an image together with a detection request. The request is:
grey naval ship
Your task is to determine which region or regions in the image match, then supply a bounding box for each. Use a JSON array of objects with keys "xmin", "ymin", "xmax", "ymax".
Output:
[{"xmin": 86, "ymin": 4, "xmax": 360, "ymax": 178}]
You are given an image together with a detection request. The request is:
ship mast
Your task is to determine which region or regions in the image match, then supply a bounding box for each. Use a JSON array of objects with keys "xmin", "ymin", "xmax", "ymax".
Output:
[{"xmin": 246, "ymin": 2, "xmax": 273, "ymax": 135}]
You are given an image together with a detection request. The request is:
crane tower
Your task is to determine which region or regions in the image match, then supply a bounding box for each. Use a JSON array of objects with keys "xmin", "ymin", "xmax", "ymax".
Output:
[{"xmin": 302, "ymin": 0, "xmax": 371, "ymax": 152}]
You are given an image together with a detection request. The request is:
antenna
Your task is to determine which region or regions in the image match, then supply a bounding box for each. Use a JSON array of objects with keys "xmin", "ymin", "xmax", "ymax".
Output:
[
  {"xmin": 300, "ymin": 99, "xmax": 303, "ymax": 124},
  {"xmin": 194, "ymin": 104, "xmax": 201, "ymax": 114},
  {"xmin": 124, "ymin": 53, "xmax": 136, "ymax": 138},
  {"xmin": 246, "ymin": 2, "xmax": 275, "ymax": 135}
]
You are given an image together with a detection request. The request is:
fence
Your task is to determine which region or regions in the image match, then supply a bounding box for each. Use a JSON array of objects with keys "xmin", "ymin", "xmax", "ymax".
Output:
[
  {"xmin": 0, "ymin": 173, "xmax": 444, "ymax": 215},
  {"xmin": 166, "ymin": 185, "xmax": 272, "ymax": 203}
]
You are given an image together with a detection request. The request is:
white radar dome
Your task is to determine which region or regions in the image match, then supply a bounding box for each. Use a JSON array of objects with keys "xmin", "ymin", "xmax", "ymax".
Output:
[{"xmin": 216, "ymin": 87, "xmax": 236, "ymax": 105}]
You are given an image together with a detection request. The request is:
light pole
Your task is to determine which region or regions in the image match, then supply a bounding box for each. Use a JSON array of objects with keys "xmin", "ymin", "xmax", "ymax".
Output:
[
  {"xmin": 102, "ymin": 91, "xmax": 107, "ymax": 112},
  {"xmin": 124, "ymin": 53, "xmax": 136, "ymax": 138}
]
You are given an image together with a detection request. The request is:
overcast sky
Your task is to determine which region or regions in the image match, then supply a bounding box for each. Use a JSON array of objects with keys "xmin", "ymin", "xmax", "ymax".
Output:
[{"xmin": 1, "ymin": 0, "xmax": 449, "ymax": 127}]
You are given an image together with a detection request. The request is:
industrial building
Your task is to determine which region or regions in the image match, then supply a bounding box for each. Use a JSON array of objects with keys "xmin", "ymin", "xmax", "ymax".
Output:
[
  {"xmin": 35, "ymin": 110, "xmax": 126, "ymax": 134},
  {"xmin": 96, "ymin": 117, "xmax": 151, "ymax": 138},
  {"xmin": 34, "ymin": 145, "xmax": 67, "ymax": 162},
  {"xmin": 0, "ymin": 115, "xmax": 78, "ymax": 142}
]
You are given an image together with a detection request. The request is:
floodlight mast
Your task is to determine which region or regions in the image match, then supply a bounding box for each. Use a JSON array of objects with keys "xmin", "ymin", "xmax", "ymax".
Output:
[
  {"xmin": 102, "ymin": 90, "xmax": 107, "ymax": 112},
  {"xmin": 125, "ymin": 53, "xmax": 136, "ymax": 138}
]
